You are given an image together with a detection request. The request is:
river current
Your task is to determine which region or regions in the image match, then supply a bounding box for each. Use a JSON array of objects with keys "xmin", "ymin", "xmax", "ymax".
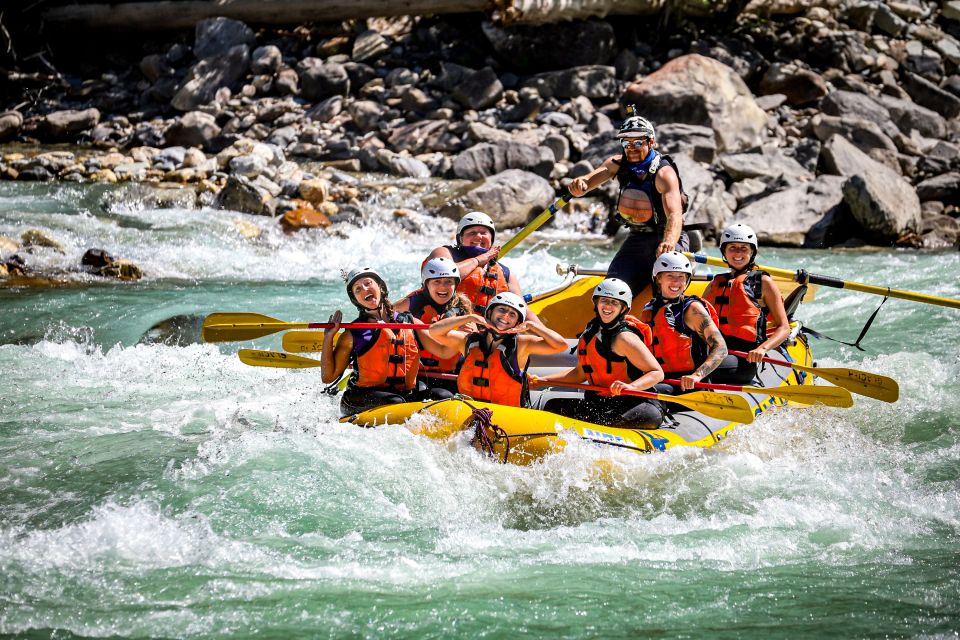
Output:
[{"xmin": 1, "ymin": 180, "xmax": 958, "ymax": 638}]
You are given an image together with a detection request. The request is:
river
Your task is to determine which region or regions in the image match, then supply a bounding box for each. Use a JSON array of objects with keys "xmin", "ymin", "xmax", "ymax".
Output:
[{"xmin": 1, "ymin": 179, "xmax": 958, "ymax": 638}]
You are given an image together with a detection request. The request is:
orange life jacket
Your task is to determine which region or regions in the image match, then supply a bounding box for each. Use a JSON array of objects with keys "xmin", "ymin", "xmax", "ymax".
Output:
[
  {"xmin": 350, "ymin": 314, "xmax": 419, "ymax": 390},
  {"xmin": 406, "ymin": 289, "xmax": 465, "ymax": 374},
  {"xmin": 577, "ymin": 315, "xmax": 653, "ymax": 393},
  {"xmin": 640, "ymin": 296, "xmax": 720, "ymax": 375},
  {"xmin": 702, "ymin": 270, "xmax": 770, "ymax": 345},
  {"xmin": 457, "ymin": 331, "xmax": 527, "ymax": 407},
  {"xmin": 457, "ymin": 263, "xmax": 509, "ymax": 315}
]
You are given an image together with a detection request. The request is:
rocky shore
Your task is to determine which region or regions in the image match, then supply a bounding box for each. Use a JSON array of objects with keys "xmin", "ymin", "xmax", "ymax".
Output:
[{"xmin": 2, "ymin": 1, "xmax": 960, "ymax": 280}]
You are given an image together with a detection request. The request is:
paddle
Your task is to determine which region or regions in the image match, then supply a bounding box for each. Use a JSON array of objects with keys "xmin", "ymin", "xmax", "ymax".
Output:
[
  {"xmin": 664, "ymin": 378, "xmax": 854, "ymax": 408},
  {"xmin": 282, "ymin": 330, "xmax": 326, "ymax": 353},
  {"xmin": 202, "ymin": 312, "xmax": 429, "ymax": 342},
  {"xmin": 687, "ymin": 253, "xmax": 960, "ymax": 310},
  {"xmin": 497, "ymin": 188, "xmax": 572, "ymax": 259},
  {"xmin": 729, "ymin": 350, "xmax": 899, "ymax": 403},
  {"xmin": 533, "ymin": 380, "xmax": 755, "ymax": 424},
  {"xmin": 239, "ymin": 349, "xmax": 322, "ymax": 368}
]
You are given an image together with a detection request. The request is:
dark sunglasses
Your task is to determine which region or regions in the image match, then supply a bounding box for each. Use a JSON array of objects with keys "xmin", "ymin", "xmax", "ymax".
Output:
[{"xmin": 620, "ymin": 139, "xmax": 650, "ymax": 150}]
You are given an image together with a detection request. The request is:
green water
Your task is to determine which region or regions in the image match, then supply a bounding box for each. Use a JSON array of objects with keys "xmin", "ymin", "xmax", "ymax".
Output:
[{"xmin": 1, "ymin": 181, "xmax": 959, "ymax": 638}]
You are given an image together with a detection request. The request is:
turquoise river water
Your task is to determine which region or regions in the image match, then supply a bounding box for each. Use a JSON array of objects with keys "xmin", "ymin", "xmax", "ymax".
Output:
[{"xmin": 1, "ymin": 180, "xmax": 958, "ymax": 638}]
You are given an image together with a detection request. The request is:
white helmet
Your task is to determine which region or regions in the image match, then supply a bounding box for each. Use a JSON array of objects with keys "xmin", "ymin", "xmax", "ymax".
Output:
[
  {"xmin": 485, "ymin": 291, "xmax": 527, "ymax": 324},
  {"xmin": 618, "ymin": 114, "xmax": 655, "ymax": 140},
  {"xmin": 344, "ymin": 266, "xmax": 388, "ymax": 305},
  {"xmin": 421, "ymin": 257, "xmax": 460, "ymax": 285},
  {"xmin": 652, "ymin": 251, "xmax": 693, "ymax": 279},
  {"xmin": 719, "ymin": 222, "xmax": 759, "ymax": 258},
  {"xmin": 456, "ymin": 211, "xmax": 496, "ymax": 245},
  {"xmin": 593, "ymin": 278, "xmax": 633, "ymax": 307}
]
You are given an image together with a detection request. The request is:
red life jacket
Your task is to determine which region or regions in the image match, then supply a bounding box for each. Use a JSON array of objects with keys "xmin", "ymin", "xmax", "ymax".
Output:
[
  {"xmin": 577, "ymin": 315, "xmax": 653, "ymax": 393},
  {"xmin": 406, "ymin": 289, "xmax": 465, "ymax": 374},
  {"xmin": 702, "ymin": 270, "xmax": 770, "ymax": 345},
  {"xmin": 457, "ymin": 331, "xmax": 526, "ymax": 407},
  {"xmin": 640, "ymin": 296, "xmax": 720, "ymax": 375},
  {"xmin": 350, "ymin": 314, "xmax": 419, "ymax": 390}
]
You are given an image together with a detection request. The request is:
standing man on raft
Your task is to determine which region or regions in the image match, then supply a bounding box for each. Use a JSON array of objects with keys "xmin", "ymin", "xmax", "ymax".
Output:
[{"xmin": 567, "ymin": 106, "xmax": 689, "ymax": 299}]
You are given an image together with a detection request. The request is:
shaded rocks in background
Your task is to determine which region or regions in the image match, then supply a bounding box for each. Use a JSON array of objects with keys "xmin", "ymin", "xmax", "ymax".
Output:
[
  {"xmin": 171, "ymin": 45, "xmax": 251, "ymax": 111},
  {"xmin": 482, "ymin": 20, "xmax": 617, "ymax": 73},
  {"xmin": 37, "ymin": 109, "xmax": 101, "ymax": 141},
  {"xmin": 0, "ymin": 111, "xmax": 23, "ymax": 141},
  {"xmin": 193, "ymin": 17, "xmax": 256, "ymax": 60},
  {"xmin": 214, "ymin": 175, "xmax": 270, "ymax": 215},
  {"xmin": 163, "ymin": 111, "xmax": 221, "ymax": 148}
]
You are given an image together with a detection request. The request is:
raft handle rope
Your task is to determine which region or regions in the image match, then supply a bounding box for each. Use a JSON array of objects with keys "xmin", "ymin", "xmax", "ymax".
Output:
[{"xmin": 800, "ymin": 293, "xmax": 890, "ymax": 352}]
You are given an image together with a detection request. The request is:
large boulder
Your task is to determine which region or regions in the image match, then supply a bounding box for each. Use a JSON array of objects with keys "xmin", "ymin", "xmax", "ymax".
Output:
[
  {"xmin": 811, "ymin": 114, "xmax": 898, "ymax": 156},
  {"xmin": 522, "ymin": 65, "xmax": 617, "ymax": 99},
  {"xmin": 163, "ymin": 111, "xmax": 221, "ymax": 148},
  {"xmin": 214, "ymin": 175, "xmax": 271, "ymax": 215},
  {"xmin": 435, "ymin": 169, "xmax": 555, "ymax": 228},
  {"xmin": 375, "ymin": 149, "xmax": 431, "ymax": 178},
  {"xmin": 732, "ymin": 175, "xmax": 847, "ymax": 246},
  {"xmin": 758, "ymin": 63, "xmax": 828, "ymax": 105},
  {"xmin": 298, "ymin": 59, "xmax": 350, "ymax": 102},
  {"xmin": 193, "ymin": 17, "xmax": 255, "ymax": 60},
  {"xmin": 172, "ymin": 45, "xmax": 250, "ymax": 111},
  {"xmin": 452, "ymin": 142, "xmax": 554, "ymax": 180},
  {"xmin": 717, "ymin": 148, "xmax": 812, "ymax": 185},
  {"xmin": 451, "ymin": 67, "xmax": 504, "ymax": 110},
  {"xmin": 842, "ymin": 171, "xmax": 922, "ymax": 244},
  {"xmin": 876, "ymin": 94, "xmax": 947, "ymax": 139},
  {"xmin": 38, "ymin": 108, "xmax": 100, "ymax": 140},
  {"xmin": 623, "ymin": 54, "xmax": 768, "ymax": 153},
  {"xmin": 0, "ymin": 110, "xmax": 22, "ymax": 141},
  {"xmin": 482, "ymin": 20, "xmax": 616, "ymax": 73}
]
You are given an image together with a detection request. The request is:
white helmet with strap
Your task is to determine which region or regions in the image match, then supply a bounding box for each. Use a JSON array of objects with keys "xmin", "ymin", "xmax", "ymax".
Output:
[
  {"xmin": 456, "ymin": 211, "xmax": 496, "ymax": 245},
  {"xmin": 420, "ymin": 257, "xmax": 461, "ymax": 285},
  {"xmin": 618, "ymin": 114, "xmax": 655, "ymax": 140},
  {"xmin": 344, "ymin": 266, "xmax": 388, "ymax": 305},
  {"xmin": 719, "ymin": 222, "xmax": 759, "ymax": 258},
  {"xmin": 485, "ymin": 291, "xmax": 527, "ymax": 324},
  {"xmin": 592, "ymin": 278, "xmax": 633, "ymax": 307},
  {"xmin": 652, "ymin": 251, "xmax": 693, "ymax": 279}
]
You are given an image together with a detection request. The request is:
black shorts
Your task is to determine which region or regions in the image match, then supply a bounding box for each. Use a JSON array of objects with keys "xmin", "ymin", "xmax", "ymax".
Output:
[{"xmin": 608, "ymin": 231, "xmax": 690, "ymax": 299}]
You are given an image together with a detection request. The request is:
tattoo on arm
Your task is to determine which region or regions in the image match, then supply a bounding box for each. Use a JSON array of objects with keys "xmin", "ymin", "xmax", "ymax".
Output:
[{"xmin": 689, "ymin": 304, "xmax": 728, "ymax": 377}]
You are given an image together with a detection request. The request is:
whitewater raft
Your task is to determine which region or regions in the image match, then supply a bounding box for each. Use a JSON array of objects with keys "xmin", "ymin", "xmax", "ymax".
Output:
[{"xmin": 342, "ymin": 272, "xmax": 820, "ymax": 464}]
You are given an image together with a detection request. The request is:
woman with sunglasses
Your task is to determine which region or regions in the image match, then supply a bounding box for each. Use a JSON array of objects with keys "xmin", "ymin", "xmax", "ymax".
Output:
[{"xmin": 567, "ymin": 106, "xmax": 689, "ymax": 300}]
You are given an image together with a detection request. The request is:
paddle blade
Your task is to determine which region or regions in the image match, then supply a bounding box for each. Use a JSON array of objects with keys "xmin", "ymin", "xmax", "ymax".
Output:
[
  {"xmin": 804, "ymin": 366, "xmax": 899, "ymax": 403},
  {"xmin": 746, "ymin": 384, "xmax": 854, "ymax": 408},
  {"xmin": 282, "ymin": 330, "xmax": 326, "ymax": 353},
  {"xmin": 202, "ymin": 312, "xmax": 289, "ymax": 342},
  {"xmin": 657, "ymin": 391, "xmax": 755, "ymax": 424},
  {"xmin": 238, "ymin": 349, "xmax": 321, "ymax": 368}
]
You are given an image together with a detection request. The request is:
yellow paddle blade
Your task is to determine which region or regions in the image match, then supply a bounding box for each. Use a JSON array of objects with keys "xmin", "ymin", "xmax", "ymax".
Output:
[
  {"xmin": 282, "ymin": 330, "xmax": 327, "ymax": 353},
  {"xmin": 655, "ymin": 391, "xmax": 755, "ymax": 424},
  {"xmin": 793, "ymin": 363, "xmax": 899, "ymax": 403},
  {"xmin": 238, "ymin": 349, "xmax": 321, "ymax": 368},
  {"xmin": 743, "ymin": 384, "xmax": 854, "ymax": 408},
  {"xmin": 202, "ymin": 312, "xmax": 307, "ymax": 342}
]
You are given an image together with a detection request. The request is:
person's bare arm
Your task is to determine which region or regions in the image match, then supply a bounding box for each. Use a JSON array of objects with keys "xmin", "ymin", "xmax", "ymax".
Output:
[
  {"xmin": 747, "ymin": 275, "xmax": 791, "ymax": 362},
  {"xmin": 568, "ymin": 156, "xmax": 620, "ymax": 197},
  {"xmin": 655, "ymin": 165, "xmax": 684, "ymax": 256},
  {"xmin": 609, "ymin": 332, "xmax": 664, "ymax": 395},
  {"xmin": 680, "ymin": 302, "xmax": 727, "ymax": 390},
  {"xmin": 320, "ymin": 310, "xmax": 353, "ymax": 384}
]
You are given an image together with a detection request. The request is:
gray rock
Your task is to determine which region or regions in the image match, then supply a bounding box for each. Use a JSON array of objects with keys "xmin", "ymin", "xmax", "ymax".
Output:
[
  {"xmin": 298, "ymin": 59, "xmax": 350, "ymax": 101},
  {"xmin": 916, "ymin": 172, "xmax": 960, "ymax": 202},
  {"xmin": 729, "ymin": 177, "xmax": 768, "ymax": 204},
  {"xmin": 451, "ymin": 67, "xmax": 503, "ymax": 111},
  {"xmin": 399, "ymin": 86, "xmax": 437, "ymax": 113},
  {"xmin": 388, "ymin": 119, "xmax": 460, "ymax": 154},
  {"xmin": 139, "ymin": 54, "xmax": 173, "ymax": 82},
  {"xmin": 944, "ymin": 1, "xmax": 960, "ymax": 21},
  {"xmin": 385, "ymin": 67, "xmax": 418, "ymax": 87},
  {"xmin": 843, "ymin": 167, "xmax": 921, "ymax": 243},
  {"xmin": 349, "ymin": 100, "xmax": 386, "ymax": 132},
  {"xmin": 734, "ymin": 175, "xmax": 847, "ymax": 246},
  {"xmin": 39, "ymin": 108, "xmax": 100, "ymax": 140},
  {"xmin": 275, "ymin": 68, "xmax": 299, "ymax": 96},
  {"xmin": 820, "ymin": 134, "xmax": 891, "ymax": 179},
  {"xmin": 537, "ymin": 112, "xmax": 575, "ymax": 128},
  {"xmin": 543, "ymin": 134, "xmax": 570, "ymax": 162},
  {"xmin": 214, "ymin": 175, "xmax": 270, "ymax": 215},
  {"xmin": 623, "ymin": 54, "xmax": 768, "ymax": 153},
  {"xmin": 452, "ymin": 142, "xmax": 554, "ymax": 180},
  {"xmin": 251, "ymin": 45, "xmax": 282, "ymax": 75},
  {"xmin": 523, "ymin": 65, "xmax": 617, "ymax": 99},
  {"xmin": 437, "ymin": 169, "xmax": 555, "ymax": 228},
  {"xmin": 718, "ymin": 148, "xmax": 812, "ymax": 184},
  {"xmin": 876, "ymin": 94, "xmax": 946, "ymax": 139},
  {"xmin": 139, "ymin": 314, "xmax": 204, "ymax": 346},
  {"xmin": 171, "ymin": 45, "xmax": 250, "ymax": 111},
  {"xmin": 656, "ymin": 123, "xmax": 716, "ymax": 164},
  {"xmin": 375, "ymin": 149, "xmax": 431, "ymax": 178},
  {"xmin": 902, "ymin": 71, "xmax": 960, "ymax": 118},
  {"xmin": 481, "ymin": 19, "xmax": 616, "ymax": 74},
  {"xmin": 874, "ymin": 3, "xmax": 908, "ymax": 36},
  {"xmin": 194, "ymin": 17, "xmax": 255, "ymax": 60},
  {"xmin": 758, "ymin": 63, "xmax": 828, "ymax": 105},
  {"xmin": 342, "ymin": 61, "xmax": 377, "ymax": 90},
  {"xmin": 164, "ymin": 111, "xmax": 221, "ymax": 147},
  {"xmin": 559, "ymin": 95, "xmax": 595, "ymax": 124},
  {"xmin": 821, "ymin": 90, "xmax": 891, "ymax": 124},
  {"xmin": 0, "ymin": 110, "xmax": 22, "ymax": 140},
  {"xmin": 569, "ymin": 160, "xmax": 593, "ymax": 178},
  {"xmin": 614, "ymin": 48, "xmax": 639, "ymax": 81},
  {"xmin": 352, "ymin": 29, "xmax": 390, "ymax": 63},
  {"xmin": 305, "ymin": 95, "xmax": 343, "ymax": 122},
  {"xmin": 918, "ymin": 140, "xmax": 960, "ymax": 176},
  {"xmin": 811, "ymin": 114, "xmax": 897, "ymax": 155}
]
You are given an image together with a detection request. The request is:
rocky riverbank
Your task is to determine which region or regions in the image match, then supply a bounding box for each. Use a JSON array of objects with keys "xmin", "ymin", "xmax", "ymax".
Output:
[{"xmin": 2, "ymin": 1, "xmax": 960, "ymax": 281}]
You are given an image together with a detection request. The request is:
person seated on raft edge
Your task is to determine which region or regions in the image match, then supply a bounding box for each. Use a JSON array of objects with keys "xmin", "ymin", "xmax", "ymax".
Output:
[
  {"xmin": 533, "ymin": 278, "xmax": 668, "ymax": 429},
  {"xmin": 425, "ymin": 292, "xmax": 567, "ymax": 408},
  {"xmin": 424, "ymin": 211, "xmax": 541, "ymax": 322},
  {"xmin": 701, "ymin": 223, "xmax": 791, "ymax": 385},
  {"xmin": 394, "ymin": 257, "xmax": 473, "ymax": 395},
  {"xmin": 321, "ymin": 267, "xmax": 456, "ymax": 417},
  {"xmin": 640, "ymin": 251, "xmax": 732, "ymax": 393}
]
